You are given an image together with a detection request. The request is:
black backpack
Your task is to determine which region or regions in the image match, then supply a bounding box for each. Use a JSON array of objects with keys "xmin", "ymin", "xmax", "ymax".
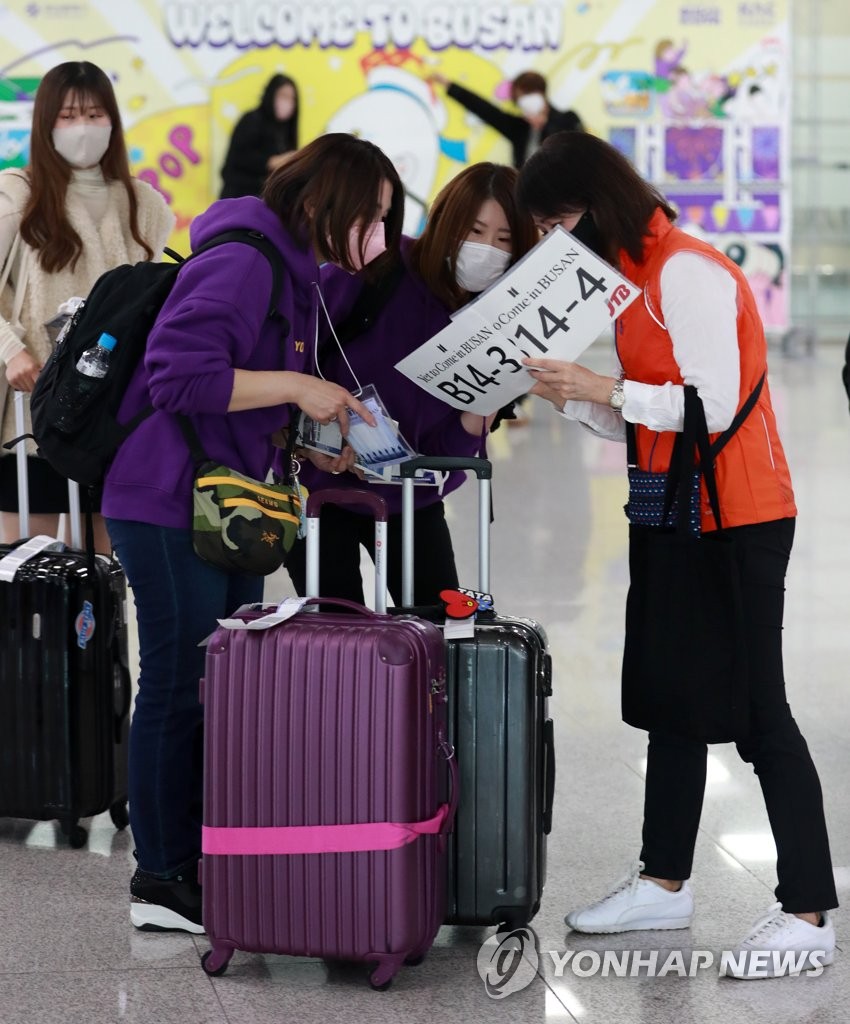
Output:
[{"xmin": 29, "ymin": 229, "xmax": 287, "ymax": 487}]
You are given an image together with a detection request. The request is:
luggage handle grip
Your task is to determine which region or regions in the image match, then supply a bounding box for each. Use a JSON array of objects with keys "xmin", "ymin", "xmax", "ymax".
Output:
[
  {"xmin": 13, "ymin": 390, "xmax": 83, "ymax": 546},
  {"xmin": 400, "ymin": 456, "xmax": 492, "ymax": 480},
  {"xmin": 401, "ymin": 458, "xmax": 491, "ymax": 605},
  {"xmin": 542, "ymin": 719, "xmax": 556, "ymax": 836},
  {"xmin": 303, "ymin": 596, "xmax": 388, "ymax": 618},
  {"xmin": 306, "ymin": 488, "xmax": 388, "ymax": 521},
  {"xmin": 438, "ymin": 731, "xmax": 460, "ymax": 842},
  {"xmin": 305, "ymin": 489, "xmax": 389, "ymax": 612}
]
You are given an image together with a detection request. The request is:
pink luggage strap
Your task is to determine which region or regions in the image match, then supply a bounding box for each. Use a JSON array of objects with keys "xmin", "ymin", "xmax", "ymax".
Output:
[{"xmin": 202, "ymin": 801, "xmax": 452, "ymax": 856}]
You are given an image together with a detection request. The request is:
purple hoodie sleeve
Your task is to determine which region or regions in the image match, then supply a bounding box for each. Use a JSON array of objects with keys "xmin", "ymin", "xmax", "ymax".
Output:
[{"xmin": 144, "ymin": 246, "xmax": 275, "ymax": 415}]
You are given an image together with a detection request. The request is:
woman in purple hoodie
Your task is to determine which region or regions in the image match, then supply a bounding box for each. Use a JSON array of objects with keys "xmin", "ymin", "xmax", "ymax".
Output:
[
  {"xmin": 287, "ymin": 162, "xmax": 538, "ymax": 606},
  {"xmin": 101, "ymin": 134, "xmax": 404, "ymax": 934}
]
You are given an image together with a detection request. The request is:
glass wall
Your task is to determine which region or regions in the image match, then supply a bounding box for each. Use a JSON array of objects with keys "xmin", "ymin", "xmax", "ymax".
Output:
[{"xmin": 791, "ymin": 0, "xmax": 850, "ymax": 344}]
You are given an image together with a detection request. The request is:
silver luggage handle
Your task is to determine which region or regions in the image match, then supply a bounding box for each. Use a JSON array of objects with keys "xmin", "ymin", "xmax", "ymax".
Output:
[
  {"xmin": 399, "ymin": 456, "xmax": 492, "ymax": 608},
  {"xmin": 13, "ymin": 390, "xmax": 82, "ymax": 546},
  {"xmin": 305, "ymin": 488, "xmax": 389, "ymax": 614}
]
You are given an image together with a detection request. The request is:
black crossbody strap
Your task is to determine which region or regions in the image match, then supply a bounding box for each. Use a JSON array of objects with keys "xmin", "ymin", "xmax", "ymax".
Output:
[
  {"xmin": 683, "ymin": 372, "xmax": 766, "ymax": 534},
  {"xmin": 685, "ymin": 385, "xmax": 724, "ymax": 531},
  {"xmin": 710, "ymin": 372, "xmax": 765, "ymax": 458},
  {"xmin": 175, "ymin": 415, "xmax": 208, "ymax": 466}
]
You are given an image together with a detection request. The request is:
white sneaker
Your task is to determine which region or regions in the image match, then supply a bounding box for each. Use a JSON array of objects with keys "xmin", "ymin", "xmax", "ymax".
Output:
[
  {"xmin": 720, "ymin": 903, "xmax": 835, "ymax": 980},
  {"xmin": 565, "ymin": 866, "xmax": 694, "ymax": 934}
]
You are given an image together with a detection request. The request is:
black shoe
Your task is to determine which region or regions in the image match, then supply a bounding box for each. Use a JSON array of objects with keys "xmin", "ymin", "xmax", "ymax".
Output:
[{"xmin": 130, "ymin": 866, "xmax": 204, "ymax": 934}]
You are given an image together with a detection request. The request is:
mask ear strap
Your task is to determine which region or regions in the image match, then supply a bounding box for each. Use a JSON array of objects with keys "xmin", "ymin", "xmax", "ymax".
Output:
[{"xmin": 313, "ymin": 281, "xmax": 364, "ymax": 396}]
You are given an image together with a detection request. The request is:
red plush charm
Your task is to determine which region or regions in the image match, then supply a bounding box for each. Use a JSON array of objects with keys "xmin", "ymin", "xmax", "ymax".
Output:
[{"xmin": 440, "ymin": 589, "xmax": 480, "ymax": 620}]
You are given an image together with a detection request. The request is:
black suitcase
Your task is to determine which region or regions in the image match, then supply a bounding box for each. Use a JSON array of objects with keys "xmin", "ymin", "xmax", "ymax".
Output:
[
  {"xmin": 399, "ymin": 456, "xmax": 555, "ymax": 932},
  {"xmin": 0, "ymin": 391, "xmax": 130, "ymax": 847}
]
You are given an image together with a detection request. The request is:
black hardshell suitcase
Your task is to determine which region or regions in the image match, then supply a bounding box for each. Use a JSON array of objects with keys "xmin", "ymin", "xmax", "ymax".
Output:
[
  {"xmin": 399, "ymin": 457, "xmax": 555, "ymax": 932},
  {"xmin": 0, "ymin": 391, "xmax": 130, "ymax": 847}
]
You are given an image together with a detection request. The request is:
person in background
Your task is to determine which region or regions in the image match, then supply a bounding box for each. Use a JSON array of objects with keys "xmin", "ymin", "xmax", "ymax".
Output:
[
  {"xmin": 429, "ymin": 70, "xmax": 583, "ymax": 169},
  {"xmin": 103, "ymin": 134, "xmax": 402, "ymax": 934},
  {"xmin": 429, "ymin": 70, "xmax": 578, "ymax": 426},
  {"xmin": 654, "ymin": 38, "xmax": 688, "ymax": 82},
  {"xmin": 286, "ymin": 162, "xmax": 539, "ymax": 606},
  {"xmin": 516, "ymin": 131, "xmax": 837, "ymax": 979},
  {"xmin": 0, "ymin": 60, "xmax": 174, "ymax": 551},
  {"xmin": 219, "ymin": 74, "xmax": 299, "ymax": 199}
]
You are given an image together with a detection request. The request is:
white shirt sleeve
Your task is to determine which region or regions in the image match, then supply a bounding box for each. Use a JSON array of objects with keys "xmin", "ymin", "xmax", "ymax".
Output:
[
  {"xmin": 621, "ymin": 252, "xmax": 741, "ymax": 433},
  {"xmin": 558, "ymin": 398, "xmax": 626, "ymax": 442}
]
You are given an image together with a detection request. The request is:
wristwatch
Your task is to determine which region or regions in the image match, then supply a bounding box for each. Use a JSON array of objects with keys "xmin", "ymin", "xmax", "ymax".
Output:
[{"xmin": 608, "ymin": 378, "xmax": 626, "ymax": 410}]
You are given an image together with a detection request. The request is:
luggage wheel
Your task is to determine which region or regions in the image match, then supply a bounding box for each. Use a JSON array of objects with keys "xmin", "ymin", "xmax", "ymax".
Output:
[
  {"xmin": 60, "ymin": 819, "xmax": 87, "ymax": 849},
  {"xmin": 201, "ymin": 949, "xmax": 231, "ymax": 977},
  {"xmin": 369, "ymin": 957, "xmax": 401, "ymax": 990},
  {"xmin": 497, "ymin": 919, "xmax": 528, "ymax": 937},
  {"xmin": 109, "ymin": 801, "xmax": 130, "ymax": 831}
]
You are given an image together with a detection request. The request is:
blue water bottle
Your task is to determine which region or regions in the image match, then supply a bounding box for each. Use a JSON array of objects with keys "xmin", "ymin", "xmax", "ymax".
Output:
[{"xmin": 54, "ymin": 331, "xmax": 117, "ymax": 432}]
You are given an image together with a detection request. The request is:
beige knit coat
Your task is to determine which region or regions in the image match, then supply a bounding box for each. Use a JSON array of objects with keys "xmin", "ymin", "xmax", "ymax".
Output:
[{"xmin": 0, "ymin": 168, "xmax": 174, "ymax": 451}]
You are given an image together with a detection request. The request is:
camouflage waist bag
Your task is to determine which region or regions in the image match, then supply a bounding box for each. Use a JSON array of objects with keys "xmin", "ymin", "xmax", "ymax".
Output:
[{"xmin": 191, "ymin": 461, "xmax": 301, "ymax": 576}]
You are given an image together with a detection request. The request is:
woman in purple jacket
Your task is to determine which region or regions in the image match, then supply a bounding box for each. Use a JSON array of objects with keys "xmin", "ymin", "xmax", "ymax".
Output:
[
  {"xmin": 287, "ymin": 162, "xmax": 538, "ymax": 606},
  {"xmin": 102, "ymin": 134, "xmax": 404, "ymax": 934}
]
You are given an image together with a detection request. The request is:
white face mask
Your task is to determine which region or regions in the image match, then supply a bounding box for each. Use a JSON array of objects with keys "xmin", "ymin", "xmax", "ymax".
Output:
[
  {"xmin": 52, "ymin": 123, "xmax": 112, "ymax": 169},
  {"xmin": 454, "ymin": 241, "xmax": 511, "ymax": 293},
  {"xmin": 517, "ymin": 92, "xmax": 547, "ymax": 117}
]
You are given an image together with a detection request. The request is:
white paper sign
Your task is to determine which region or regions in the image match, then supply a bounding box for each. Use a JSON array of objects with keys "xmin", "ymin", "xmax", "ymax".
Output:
[{"xmin": 394, "ymin": 227, "xmax": 640, "ymax": 415}]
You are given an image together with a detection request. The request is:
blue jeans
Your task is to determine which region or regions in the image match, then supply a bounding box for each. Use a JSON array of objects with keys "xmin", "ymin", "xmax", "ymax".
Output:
[{"xmin": 107, "ymin": 519, "xmax": 263, "ymax": 877}]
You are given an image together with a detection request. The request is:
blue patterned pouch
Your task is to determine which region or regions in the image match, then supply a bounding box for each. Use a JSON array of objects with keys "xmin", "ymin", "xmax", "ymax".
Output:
[{"xmin": 624, "ymin": 467, "xmax": 702, "ymax": 536}]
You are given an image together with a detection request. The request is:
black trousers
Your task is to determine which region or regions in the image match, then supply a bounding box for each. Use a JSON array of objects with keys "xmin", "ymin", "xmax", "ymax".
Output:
[
  {"xmin": 285, "ymin": 499, "xmax": 458, "ymax": 607},
  {"xmin": 640, "ymin": 518, "xmax": 838, "ymax": 912}
]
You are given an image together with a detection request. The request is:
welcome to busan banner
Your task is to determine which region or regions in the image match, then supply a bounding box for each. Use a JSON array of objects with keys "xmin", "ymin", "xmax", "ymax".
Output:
[{"xmin": 0, "ymin": 0, "xmax": 790, "ymax": 327}]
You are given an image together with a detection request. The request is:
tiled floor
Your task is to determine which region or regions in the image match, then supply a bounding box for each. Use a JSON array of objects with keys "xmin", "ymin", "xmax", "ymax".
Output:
[{"xmin": 2, "ymin": 342, "xmax": 848, "ymax": 1023}]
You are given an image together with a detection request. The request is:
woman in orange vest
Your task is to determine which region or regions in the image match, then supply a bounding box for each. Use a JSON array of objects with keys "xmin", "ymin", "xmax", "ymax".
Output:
[{"xmin": 516, "ymin": 133, "xmax": 836, "ymax": 978}]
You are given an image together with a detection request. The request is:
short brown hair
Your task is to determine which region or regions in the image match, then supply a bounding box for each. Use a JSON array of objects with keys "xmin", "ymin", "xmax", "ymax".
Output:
[
  {"xmin": 516, "ymin": 132, "xmax": 676, "ymax": 265},
  {"xmin": 262, "ymin": 134, "xmax": 403, "ymax": 275},
  {"xmin": 22, "ymin": 61, "xmax": 152, "ymax": 273},
  {"xmin": 510, "ymin": 71, "xmax": 547, "ymax": 104},
  {"xmin": 410, "ymin": 162, "xmax": 539, "ymax": 311}
]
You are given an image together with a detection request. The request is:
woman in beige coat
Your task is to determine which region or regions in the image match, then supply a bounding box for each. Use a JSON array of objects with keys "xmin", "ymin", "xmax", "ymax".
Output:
[{"xmin": 0, "ymin": 61, "xmax": 174, "ymax": 548}]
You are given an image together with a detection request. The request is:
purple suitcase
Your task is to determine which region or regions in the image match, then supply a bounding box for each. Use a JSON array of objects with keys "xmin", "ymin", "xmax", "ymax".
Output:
[{"xmin": 199, "ymin": 489, "xmax": 455, "ymax": 990}]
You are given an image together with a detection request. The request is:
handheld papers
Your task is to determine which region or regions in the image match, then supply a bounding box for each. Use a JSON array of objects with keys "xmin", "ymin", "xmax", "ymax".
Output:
[
  {"xmin": 300, "ymin": 384, "xmax": 416, "ymax": 472},
  {"xmin": 394, "ymin": 227, "xmax": 640, "ymax": 415}
]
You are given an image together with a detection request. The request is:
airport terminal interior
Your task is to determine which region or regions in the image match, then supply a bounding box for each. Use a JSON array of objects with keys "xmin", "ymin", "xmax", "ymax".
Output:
[{"xmin": 2, "ymin": 3, "xmax": 850, "ymax": 1023}]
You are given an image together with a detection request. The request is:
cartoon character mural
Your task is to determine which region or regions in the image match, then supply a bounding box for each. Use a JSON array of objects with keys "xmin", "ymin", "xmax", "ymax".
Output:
[
  {"xmin": 724, "ymin": 237, "xmax": 786, "ymax": 327},
  {"xmin": 326, "ymin": 53, "xmax": 466, "ymax": 235},
  {"xmin": 603, "ymin": 28, "xmax": 789, "ymax": 329},
  {"xmin": 0, "ymin": 78, "xmax": 37, "ymax": 170}
]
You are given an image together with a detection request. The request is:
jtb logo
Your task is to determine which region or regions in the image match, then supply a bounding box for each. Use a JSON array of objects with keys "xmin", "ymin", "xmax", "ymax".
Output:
[
  {"xmin": 75, "ymin": 600, "xmax": 95, "ymax": 650},
  {"xmin": 476, "ymin": 927, "xmax": 539, "ymax": 999}
]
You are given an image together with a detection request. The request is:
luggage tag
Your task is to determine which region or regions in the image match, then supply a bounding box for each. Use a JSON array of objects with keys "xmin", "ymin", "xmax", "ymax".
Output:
[
  {"xmin": 0, "ymin": 535, "xmax": 64, "ymax": 582},
  {"xmin": 216, "ymin": 597, "xmax": 310, "ymax": 631}
]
